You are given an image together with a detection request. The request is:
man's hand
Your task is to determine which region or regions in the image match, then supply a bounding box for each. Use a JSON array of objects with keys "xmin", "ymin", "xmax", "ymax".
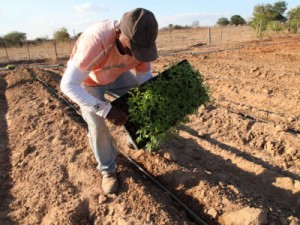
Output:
[{"xmin": 106, "ymin": 106, "xmax": 128, "ymax": 126}]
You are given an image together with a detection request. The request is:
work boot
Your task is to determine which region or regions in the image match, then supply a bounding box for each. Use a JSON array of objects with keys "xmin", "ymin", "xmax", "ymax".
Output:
[{"xmin": 101, "ymin": 172, "xmax": 119, "ymax": 194}]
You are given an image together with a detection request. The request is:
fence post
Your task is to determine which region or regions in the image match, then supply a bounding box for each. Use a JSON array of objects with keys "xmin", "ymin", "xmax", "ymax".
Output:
[
  {"xmin": 26, "ymin": 40, "xmax": 31, "ymax": 61},
  {"xmin": 1, "ymin": 39, "xmax": 9, "ymax": 61},
  {"xmin": 220, "ymin": 26, "xmax": 223, "ymax": 44},
  {"xmin": 169, "ymin": 28, "xmax": 174, "ymax": 51},
  {"xmin": 259, "ymin": 21, "xmax": 262, "ymax": 40},
  {"xmin": 208, "ymin": 27, "xmax": 211, "ymax": 45},
  {"xmin": 68, "ymin": 38, "xmax": 72, "ymax": 55},
  {"xmin": 53, "ymin": 39, "xmax": 58, "ymax": 60}
]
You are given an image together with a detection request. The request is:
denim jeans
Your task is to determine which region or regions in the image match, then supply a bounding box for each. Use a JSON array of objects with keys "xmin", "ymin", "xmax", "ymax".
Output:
[{"xmin": 81, "ymin": 71, "xmax": 139, "ymax": 174}]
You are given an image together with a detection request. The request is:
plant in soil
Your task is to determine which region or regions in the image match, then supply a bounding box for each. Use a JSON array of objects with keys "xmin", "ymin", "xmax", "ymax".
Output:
[{"xmin": 122, "ymin": 60, "xmax": 210, "ymax": 151}]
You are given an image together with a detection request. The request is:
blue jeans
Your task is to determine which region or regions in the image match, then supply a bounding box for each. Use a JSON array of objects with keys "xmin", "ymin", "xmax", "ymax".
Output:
[{"xmin": 81, "ymin": 71, "xmax": 139, "ymax": 174}]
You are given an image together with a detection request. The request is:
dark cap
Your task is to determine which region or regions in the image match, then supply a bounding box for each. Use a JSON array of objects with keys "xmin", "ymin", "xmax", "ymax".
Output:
[{"xmin": 119, "ymin": 8, "xmax": 158, "ymax": 62}]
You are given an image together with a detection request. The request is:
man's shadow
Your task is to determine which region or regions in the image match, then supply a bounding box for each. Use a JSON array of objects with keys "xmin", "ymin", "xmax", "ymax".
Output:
[{"xmin": 156, "ymin": 126, "xmax": 299, "ymax": 221}]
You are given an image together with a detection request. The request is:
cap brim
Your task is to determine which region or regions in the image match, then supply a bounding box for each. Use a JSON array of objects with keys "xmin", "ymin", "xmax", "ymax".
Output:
[{"xmin": 130, "ymin": 41, "xmax": 158, "ymax": 62}]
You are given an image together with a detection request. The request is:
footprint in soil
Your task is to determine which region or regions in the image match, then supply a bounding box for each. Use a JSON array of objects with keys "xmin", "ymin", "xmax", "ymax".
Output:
[{"xmin": 69, "ymin": 199, "xmax": 92, "ymax": 225}]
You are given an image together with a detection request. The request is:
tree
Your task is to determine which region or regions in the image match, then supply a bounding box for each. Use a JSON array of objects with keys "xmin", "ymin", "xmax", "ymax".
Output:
[
  {"xmin": 251, "ymin": 1, "xmax": 288, "ymax": 37},
  {"xmin": 3, "ymin": 31, "xmax": 27, "ymax": 47},
  {"xmin": 230, "ymin": 15, "xmax": 246, "ymax": 26},
  {"xmin": 0, "ymin": 37, "xmax": 5, "ymax": 47},
  {"xmin": 217, "ymin": 17, "xmax": 230, "ymax": 26},
  {"xmin": 252, "ymin": 1, "xmax": 287, "ymax": 22},
  {"xmin": 288, "ymin": 6, "xmax": 300, "ymax": 21},
  {"xmin": 34, "ymin": 36, "xmax": 49, "ymax": 43},
  {"xmin": 272, "ymin": 1, "xmax": 288, "ymax": 21},
  {"xmin": 287, "ymin": 6, "xmax": 300, "ymax": 32},
  {"xmin": 173, "ymin": 25, "xmax": 184, "ymax": 29},
  {"xmin": 53, "ymin": 28, "xmax": 70, "ymax": 42},
  {"xmin": 251, "ymin": 4, "xmax": 272, "ymax": 33}
]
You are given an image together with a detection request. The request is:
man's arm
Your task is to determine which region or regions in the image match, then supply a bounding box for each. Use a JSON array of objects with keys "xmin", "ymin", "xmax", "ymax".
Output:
[
  {"xmin": 135, "ymin": 62, "xmax": 153, "ymax": 85},
  {"xmin": 60, "ymin": 60, "xmax": 112, "ymax": 117},
  {"xmin": 135, "ymin": 70, "xmax": 153, "ymax": 85}
]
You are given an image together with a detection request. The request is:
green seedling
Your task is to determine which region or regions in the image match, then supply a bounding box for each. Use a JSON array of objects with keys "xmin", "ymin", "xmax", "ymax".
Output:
[
  {"xmin": 127, "ymin": 60, "xmax": 210, "ymax": 151},
  {"xmin": 6, "ymin": 64, "xmax": 15, "ymax": 70}
]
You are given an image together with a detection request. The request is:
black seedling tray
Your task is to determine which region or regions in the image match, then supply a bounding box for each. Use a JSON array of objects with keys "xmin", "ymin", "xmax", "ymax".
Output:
[{"xmin": 111, "ymin": 59, "xmax": 191, "ymax": 149}]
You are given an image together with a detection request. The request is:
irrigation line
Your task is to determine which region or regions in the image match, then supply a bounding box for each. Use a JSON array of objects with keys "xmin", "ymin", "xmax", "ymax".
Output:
[
  {"xmin": 36, "ymin": 64, "xmax": 63, "ymax": 69},
  {"xmin": 119, "ymin": 150, "xmax": 208, "ymax": 225},
  {"xmin": 286, "ymin": 128, "xmax": 300, "ymax": 135},
  {"xmin": 213, "ymin": 103, "xmax": 300, "ymax": 135},
  {"xmin": 27, "ymin": 67, "xmax": 209, "ymax": 225},
  {"xmin": 217, "ymin": 99, "xmax": 290, "ymax": 119},
  {"xmin": 216, "ymin": 99, "xmax": 300, "ymax": 135}
]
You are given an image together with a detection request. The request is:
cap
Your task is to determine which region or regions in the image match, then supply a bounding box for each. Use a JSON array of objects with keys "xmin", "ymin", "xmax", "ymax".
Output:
[{"xmin": 119, "ymin": 8, "xmax": 158, "ymax": 62}]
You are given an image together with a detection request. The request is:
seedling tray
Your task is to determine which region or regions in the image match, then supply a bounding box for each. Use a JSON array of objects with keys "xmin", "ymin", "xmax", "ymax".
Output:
[{"xmin": 111, "ymin": 59, "xmax": 207, "ymax": 149}]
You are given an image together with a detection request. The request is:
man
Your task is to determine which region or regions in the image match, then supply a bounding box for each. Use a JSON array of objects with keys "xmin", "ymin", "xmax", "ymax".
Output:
[{"xmin": 60, "ymin": 8, "xmax": 158, "ymax": 194}]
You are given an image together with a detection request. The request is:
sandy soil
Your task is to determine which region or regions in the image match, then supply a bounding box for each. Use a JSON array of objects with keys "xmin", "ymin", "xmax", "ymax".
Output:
[{"xmin": 0, "ymin": 37, "xmax": 300, "ymax": 225}]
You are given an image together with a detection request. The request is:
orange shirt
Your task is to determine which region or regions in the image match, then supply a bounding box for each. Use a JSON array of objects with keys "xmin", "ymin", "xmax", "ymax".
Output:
[{"xmin": 70, "ymin": 20, "xmax": 151, "ymax": 86}]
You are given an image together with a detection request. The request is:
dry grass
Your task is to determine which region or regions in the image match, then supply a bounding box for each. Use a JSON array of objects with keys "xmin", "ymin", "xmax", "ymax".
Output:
[
  {"xmin": 157, "ymin": 26, "xmax": 256, "ymax": 52},
  {"xmin": 0, "ymin": 26, "xmax": 296, "ymax": 63},
  {"xmin": 0, "ymin": 41, "xmax": 75, "ymax": 63}
]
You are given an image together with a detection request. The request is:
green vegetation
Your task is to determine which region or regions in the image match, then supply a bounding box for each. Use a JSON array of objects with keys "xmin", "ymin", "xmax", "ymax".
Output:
[
  {"xmin": 33, "ymin": 36, "xmax": 50, "ymax": 44},
  {"xmin": 230, "ymin": 15, "xmax": 247, "ymax": 26},
  {"xmin": 53, "ymin": 28, "xmax": 70, "ymax": 42},
  {"xmin": 287, "ymin": 6, "xmax": 300, "ymax": 32},
  {"xmin": 251, "ymin": 1, "xmax": 288, "ymax": 38},
  {"xmin": 214, "ymin": 1, "xmax": 299, "ymax": 37},
  {"xmin": 217, "ymin": 17, "xmax": 230, "ymax": 26},
  {"xmin": 2, "ymin": 31, "xmax": 26, "ymax": 47},
  {"xmin": 167, "ymin": 24, "xmax": 190, "ymax": 30},
  {"xmin": 217, "ymin": 15, "xmax": 246, "ymax": 26},
  {"xmin": 5, "ymin": 65, "xmax": 16, "ymax": 70},
  {"xmin": 126, "ymin": 61, "xmax": 210, "ymax": 151}
]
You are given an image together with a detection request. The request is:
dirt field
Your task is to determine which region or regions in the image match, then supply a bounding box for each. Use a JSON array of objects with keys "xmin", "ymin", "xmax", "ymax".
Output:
[{"xmin": 0, "ymin": 37, "xmax": 300, "ymax": 225}]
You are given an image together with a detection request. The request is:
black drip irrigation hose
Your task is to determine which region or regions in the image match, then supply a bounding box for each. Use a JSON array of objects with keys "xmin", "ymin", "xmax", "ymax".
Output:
[
  {"xmin": 120, "ymin": 151, "xmax": 208, "ymax": 225},
  {"xmin": 27, "ymin": 67, "xmax": 209, "ymax": 225},
  {"xmin": 213, "ymin": 103, "xmax": 300, "ymax": 135},
  {"xmin": 286, "ymin": 127, "xmax": 300, "ymax": 135},
  {"xmin": 218, "ymin": 99, "xmax": 288, "ymax": 118}
]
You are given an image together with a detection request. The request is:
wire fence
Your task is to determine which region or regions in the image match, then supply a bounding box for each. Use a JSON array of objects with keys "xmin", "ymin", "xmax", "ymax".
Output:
[
  {"xmin": 157, "ymin": 26, "xmax": 257, "ymax": 53},
  {"xmin": 0, "ymin": 26, "xmax": 299, "ymax": 63}
]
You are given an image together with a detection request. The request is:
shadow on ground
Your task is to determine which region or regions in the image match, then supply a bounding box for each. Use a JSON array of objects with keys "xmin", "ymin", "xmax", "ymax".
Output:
[
  {"xmin": 158, "ymin": 125, "xmax": 299, "ymax": 222},
  {"xmin": 0, "ymin": 73, "xmax": 16, "ymax": 225}
]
